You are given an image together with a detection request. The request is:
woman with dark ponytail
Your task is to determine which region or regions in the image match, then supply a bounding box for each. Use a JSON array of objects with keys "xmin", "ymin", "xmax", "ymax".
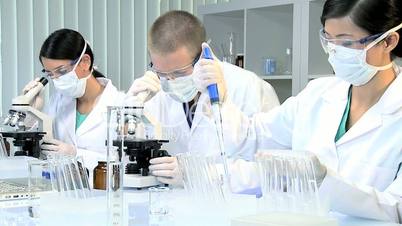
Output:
[
  {"xmin": 23, "ymin": 29, "xmax": 124, "ymax": 179},
  {"xmin": 215, "ymin": 0, "xmax": 402, "ymax": 222}
]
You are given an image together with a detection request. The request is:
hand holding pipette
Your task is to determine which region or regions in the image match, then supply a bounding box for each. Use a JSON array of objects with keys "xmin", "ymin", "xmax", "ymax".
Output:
[
  {"xmin": 193, "ymin": 43, "xmax": 227, "ymax": 103},
  {"xmin": 194, "ymin": 43, "xmax": 229, "ymax": 178}
]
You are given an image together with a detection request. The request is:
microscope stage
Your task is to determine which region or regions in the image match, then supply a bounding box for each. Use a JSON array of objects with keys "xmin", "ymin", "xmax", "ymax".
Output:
[{"xmin": 123, "ymin": 174, "xmax": 160, "ymax": 189}]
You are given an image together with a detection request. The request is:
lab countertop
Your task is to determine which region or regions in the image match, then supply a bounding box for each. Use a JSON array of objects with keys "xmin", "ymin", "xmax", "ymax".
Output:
[{"xmin": 0, "ymin": 188, "xmax": 400, "ymax": 226}]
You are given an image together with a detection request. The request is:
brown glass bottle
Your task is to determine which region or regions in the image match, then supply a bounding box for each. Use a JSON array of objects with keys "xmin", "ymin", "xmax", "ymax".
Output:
[
  {"xmin": 235, "ymin": 54, "xmax": 244, "ymax": 68},
  {"xmin": 93, "ymin": 161, "xmax": 107, "ymax": 190}
]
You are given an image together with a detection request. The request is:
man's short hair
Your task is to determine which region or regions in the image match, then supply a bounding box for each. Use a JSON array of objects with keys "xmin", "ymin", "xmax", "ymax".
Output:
[{"xmin": 148, "ymin": 10, "xmax": 206, "ymax": 57}]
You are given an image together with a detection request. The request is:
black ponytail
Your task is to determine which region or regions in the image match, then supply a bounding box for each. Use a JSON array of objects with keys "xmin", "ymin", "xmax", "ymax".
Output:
[
  {"xmin": 92, "ymin": 70, "xmax": 105, "ymax": 78},
  {"xmin": 393, "ymin": 0, "xmax": 402, "ymax": 58}
]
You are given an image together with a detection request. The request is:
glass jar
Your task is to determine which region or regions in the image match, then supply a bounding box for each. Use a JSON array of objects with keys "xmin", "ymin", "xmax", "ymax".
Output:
[{"xmin": 93, "ymin": 161, "xmax": 107, "ymax": 190}]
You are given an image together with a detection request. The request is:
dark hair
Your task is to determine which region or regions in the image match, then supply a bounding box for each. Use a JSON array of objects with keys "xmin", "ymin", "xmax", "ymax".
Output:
[
  {"xmin": 321, "ymin": 0, "xmax": 402, "ymax": 59},
  {"xmin": 148, "ymin": 10, "xmax": 206, "ymax": 56},
  {"xmin": 39, "ymin": 28, "xmax": 104, "ymax": 78}
]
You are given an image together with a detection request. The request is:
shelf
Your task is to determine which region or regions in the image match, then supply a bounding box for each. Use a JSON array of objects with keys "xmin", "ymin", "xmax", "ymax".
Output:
[
  {"xmin": 198, "ymin": 0, "xmax": 335, "ymax": 102},
  {"xmin": 203, "ymin": 10, "xmax": 244, "ymax": 60},
  {"xmin": 308, "ymin": 74, "xmax": 334, "ymax": 79},
  {"xmin": 245, "ymin": 4, "xmax": 293, "ymax": 77},
  {"xmin": 265, "ymin": 79, "xmax": 292, "ymax": 103},
  {"xmin": 209, "ymin": 10, "xmax": 244, "ymax": 18},
  {"xmin": 260, "ymin": 75, "xmax": 292, "ymax": 80}
]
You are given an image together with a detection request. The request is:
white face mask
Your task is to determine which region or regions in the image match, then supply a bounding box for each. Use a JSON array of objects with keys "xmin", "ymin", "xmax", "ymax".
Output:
[
  {"xmin": 161, "ymin": 75, "xmax": 198, "ymax": 103},
  {"xmin": 326, "ymin": 23, "xmax": 402, "ymax": 86},
  {"xmin": 53, "ymin": 42, "xmax": 92, "ymax": 98}
]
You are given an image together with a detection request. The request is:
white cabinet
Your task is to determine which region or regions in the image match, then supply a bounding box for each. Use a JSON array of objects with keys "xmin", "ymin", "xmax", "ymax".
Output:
[
  {"xmin": 303, "ymin": 0, "xmax": 334, "ymax": 86},
  {"xmin": 198, "ymin": 0, "xmax": 333, "ymax": 103},
  {"xmin": 203, "ymin": 10, "xmax": 245, "ymax": 61}
]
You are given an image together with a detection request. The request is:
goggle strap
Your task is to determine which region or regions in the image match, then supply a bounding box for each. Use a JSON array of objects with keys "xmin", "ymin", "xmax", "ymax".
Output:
[
  {"xmin": 73, "ymin": 41, "xmax": 88, "ymax": 70},
  {"xmin": 365, "ymin": 23, "xmax": 402, "ymax": 50}
]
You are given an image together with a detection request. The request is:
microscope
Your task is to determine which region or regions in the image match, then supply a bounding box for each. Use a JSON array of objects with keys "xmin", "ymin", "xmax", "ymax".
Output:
[
  {"xmin": 1, "ymin": 77, "xmax": 53, "ymax": 159},
  {"xmin": 109, "ymin": 97, "xmax": 169, "ymax": 189}
]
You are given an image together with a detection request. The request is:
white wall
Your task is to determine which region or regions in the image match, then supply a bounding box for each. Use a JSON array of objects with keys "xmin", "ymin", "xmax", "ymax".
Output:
[{"xmin": 0, "ymin": 0, "xmax": 231, "ymax": 114}]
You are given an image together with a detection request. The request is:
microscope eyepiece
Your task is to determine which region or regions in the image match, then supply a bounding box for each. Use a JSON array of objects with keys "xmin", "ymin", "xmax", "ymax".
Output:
[{"xmin": 39, "ymin": 77, "xmax": 48, "ymax": 86}]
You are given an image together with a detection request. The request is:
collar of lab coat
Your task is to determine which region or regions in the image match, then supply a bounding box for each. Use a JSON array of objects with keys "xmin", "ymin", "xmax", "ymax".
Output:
[
  {"xmin": 322, "ymin": 67, "xmax": 402, "ymax": 115},
  {"xmin": 323, "ymin": 67, "xmax": 402, "ymax": 145},
  {"xmin": 160, "ymin": 90, "xmax": 212, "ymax": 136},
  {"xmin": 321, "ymin": 78, "xmax": 350, "ymax": 103},
  {"xmin": 374, "ymin": 67, "xmax": 402, "ymax": 115},
  {"xmin": 191, "ymin": 92, "xmax": 214, "ymax": 134},
  {"xmin": 75, "ymin": 78, "xmax": 118, "ymax": 137}
]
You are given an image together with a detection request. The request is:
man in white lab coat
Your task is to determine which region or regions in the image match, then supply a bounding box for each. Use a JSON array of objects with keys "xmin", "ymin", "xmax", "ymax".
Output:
[
  {"xmin": 201, "ymin": 0, "xmax": 402, "ymax": 223},
  {"xmin": 127, "ymin": 10, "xmax": 279, "ymax": 185}
]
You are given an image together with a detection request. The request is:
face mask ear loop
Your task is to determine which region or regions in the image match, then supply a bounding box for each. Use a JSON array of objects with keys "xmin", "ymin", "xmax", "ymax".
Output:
[{"xmin": 373, "ymin": 62, "xmax": 394, "ymax": 71}]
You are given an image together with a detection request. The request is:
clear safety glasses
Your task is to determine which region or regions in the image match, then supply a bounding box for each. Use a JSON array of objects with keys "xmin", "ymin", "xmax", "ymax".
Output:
[
  {"xmin": 41, "ymin": 59, "xmax": 79, "ymax": 79},
  {"xmin": 319, "ymin": 28, "xmax": 382, "ymax": 54},
  {"xmin": 148, "ymin": 53, "xmax": 200, "ymax": 80},
  {"xmin": 41, "ymin": 41, "xmax": 88, "ymax": 79},
  {"xmin": 320, "ymin": 22, "xmax": 402, "ymax": 55}
]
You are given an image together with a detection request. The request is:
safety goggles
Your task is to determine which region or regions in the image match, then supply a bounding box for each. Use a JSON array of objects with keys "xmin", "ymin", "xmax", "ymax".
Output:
[
  {"xmin": 320, "ymin": 23, "xmax": 402, "ymax": 54},
  {"xmin": 319, "ymin": 29, "xmax": 382, "ymax": 53},
  {"xmin": 41, "ymin": 58, "xmax": 79, "ymax": 79},
  {"xmin": 148, "ymin": 53, "xmax": 200, "ymax": 80},
  {"xmin": 41, "ymin": 41, "xmax": 88, "ymax": 79}
]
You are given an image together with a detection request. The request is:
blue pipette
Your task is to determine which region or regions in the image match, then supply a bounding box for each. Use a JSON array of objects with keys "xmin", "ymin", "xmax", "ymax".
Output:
[
  {"xmin": 202, "ymin": 46, "xmax": 229, "ymax": 178},
  {"xmin": 203, "ymin": 47, "xmax": 220, "ymax": 103}
]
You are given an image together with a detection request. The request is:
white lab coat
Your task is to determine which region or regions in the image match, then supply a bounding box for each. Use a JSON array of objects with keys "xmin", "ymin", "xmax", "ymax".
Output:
[
  {"xmin": 222, "ymin": 67, "xmax": 402, "ymax": 222},
  {"xmin": 144, "ymin": 62, "xmax": 279, "ymax": 158},
  {"xmin": 45, "ymin": 78, "xmax": 125, "ymax": 176}
]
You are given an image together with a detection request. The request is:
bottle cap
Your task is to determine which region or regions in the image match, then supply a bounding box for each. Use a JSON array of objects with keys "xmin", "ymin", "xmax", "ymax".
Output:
[{"xmin": 96, "ymin": 156, "xmax": 107, "ymax": 163}]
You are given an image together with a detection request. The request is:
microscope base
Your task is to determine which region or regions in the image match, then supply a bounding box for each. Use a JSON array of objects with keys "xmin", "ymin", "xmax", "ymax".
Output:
[
  {"xmin": 123, "ymin": 174, "xmax": 160, "ymax": 188},
  {"xmin": 1, "ymin": 131, "xmax": 46, "ymax": 158}
]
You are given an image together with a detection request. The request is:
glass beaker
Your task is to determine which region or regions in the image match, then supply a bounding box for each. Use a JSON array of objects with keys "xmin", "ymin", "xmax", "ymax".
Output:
[
  {"xmin": 148, "ymin": 186, "xmax": 170, "ymax": 216},
  {"xmin": 263, "ymin": 57, "xmax": 277, "ymax": 75}
]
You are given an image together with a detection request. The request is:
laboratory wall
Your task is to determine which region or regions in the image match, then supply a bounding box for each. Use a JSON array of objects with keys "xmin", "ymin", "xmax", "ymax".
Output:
[{"xmin": 0, "ymin": 0, "xmax": 231, "ymax": 114}]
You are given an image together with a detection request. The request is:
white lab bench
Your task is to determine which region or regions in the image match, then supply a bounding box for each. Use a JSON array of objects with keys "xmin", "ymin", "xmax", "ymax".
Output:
[{"xmin": 0, "ymin": 188, "xmax": 400, "ymax": 226}]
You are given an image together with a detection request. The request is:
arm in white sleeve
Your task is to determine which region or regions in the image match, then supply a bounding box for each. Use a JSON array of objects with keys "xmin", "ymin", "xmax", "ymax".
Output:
[
  {"xmin": 259, "ymin": 81, "xmax": 280, "ymax": 112},
  {"xmin": 220, "ymin": 95, "xmax": 297, "ymax": 161},
  {"xmin": 213, "ymin": 158, "xmax": 260, "ymax": 194},
  {"xmin": 237, "ymin": 75, "xmax": 280, "ymax": 116},
  {"xmin": 228, "ymin": 158, "xmax": 260, "ymax": 195},
  {"xmin": 319, "ymin": 168, "xmax": 402, "ymax": 223}
]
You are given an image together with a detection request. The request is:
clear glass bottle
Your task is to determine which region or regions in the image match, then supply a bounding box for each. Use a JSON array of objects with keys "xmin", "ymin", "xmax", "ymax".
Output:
[
  {"xmin": 284, "ymin": 48, "xmax": 292, "ymax": 75},
  {"xmin": 228, "ymin": 32, "xmax": 235, "ymax": 64}
]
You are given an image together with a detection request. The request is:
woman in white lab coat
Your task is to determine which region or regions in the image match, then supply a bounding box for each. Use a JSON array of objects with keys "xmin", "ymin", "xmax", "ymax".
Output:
[
  {"xmin": 202, "ymin": 0, "xmax": 402, "ymax": 223},
  {"xmin": 24, "ymin": 29, "xmax": 124, "ymax": 176}
]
